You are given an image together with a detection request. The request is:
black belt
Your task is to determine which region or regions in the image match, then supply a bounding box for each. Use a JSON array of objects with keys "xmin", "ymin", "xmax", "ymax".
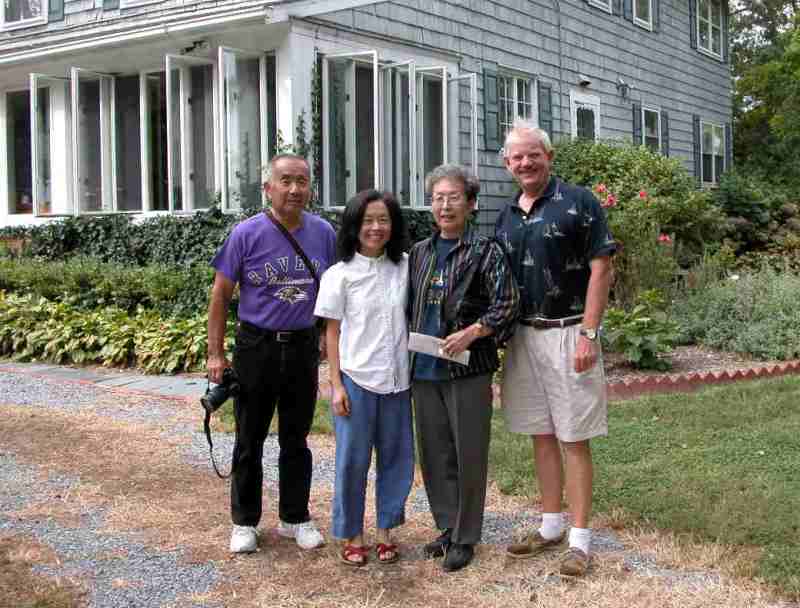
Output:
[
  {"xmin": 519, "ymin": 316, "xmax": 583, "ymax": 329},
  {"xmin": 239, "ymin": 321, "xmax": 316, "ymax": 343}
]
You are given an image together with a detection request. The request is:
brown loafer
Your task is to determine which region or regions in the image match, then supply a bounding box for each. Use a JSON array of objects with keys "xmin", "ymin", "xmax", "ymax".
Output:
[
  {"xmin": 506, "ymin": 530, "xmax": 566, "ymax": 559},
  {"xmin": 559, "ymin": 547, "xmax": 589, "ymax": 576}
]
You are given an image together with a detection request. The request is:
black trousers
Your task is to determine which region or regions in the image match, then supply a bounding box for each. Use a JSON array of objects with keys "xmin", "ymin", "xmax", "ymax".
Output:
[{"xmin": 231, "ymin": 323, "xmax": 319, "ymax": 526}]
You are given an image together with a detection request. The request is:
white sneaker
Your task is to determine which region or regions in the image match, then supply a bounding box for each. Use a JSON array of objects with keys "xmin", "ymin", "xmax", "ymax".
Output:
[
  {"xmin": 229, "ymin": 525, "xmax": 257, "ymax": 553},
  {"xmin": 277, "ymin": 520, "xmax": 325, "ymax": 549}
]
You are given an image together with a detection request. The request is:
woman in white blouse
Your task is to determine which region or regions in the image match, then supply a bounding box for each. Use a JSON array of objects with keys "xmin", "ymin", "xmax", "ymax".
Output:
[{"xmin": 314, "ymin": 189, "xmax": 412, "ymax": 567}]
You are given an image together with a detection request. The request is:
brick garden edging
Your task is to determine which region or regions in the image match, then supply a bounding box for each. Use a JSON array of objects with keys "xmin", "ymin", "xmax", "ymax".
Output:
[{"xmin": 605, "ymin": 360, "xmax": 800, "ymax": 400}]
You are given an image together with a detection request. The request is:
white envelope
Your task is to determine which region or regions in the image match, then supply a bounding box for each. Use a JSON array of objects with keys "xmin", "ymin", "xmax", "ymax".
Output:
[{"xmin": 408, "ymin": 332, "xmax": 471, "ymax": 366}]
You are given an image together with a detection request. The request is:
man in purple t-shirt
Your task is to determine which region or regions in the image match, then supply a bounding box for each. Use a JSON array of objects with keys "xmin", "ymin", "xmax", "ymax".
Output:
[{"xmin": 207, "ymin": 154, "xmax": 336, "ymax": 554}]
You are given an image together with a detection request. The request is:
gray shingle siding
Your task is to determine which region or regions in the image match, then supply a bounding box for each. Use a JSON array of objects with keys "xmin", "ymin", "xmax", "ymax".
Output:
[{"xmin": 317, "ymin": 0, "xmax": 732, "ymax": 229}]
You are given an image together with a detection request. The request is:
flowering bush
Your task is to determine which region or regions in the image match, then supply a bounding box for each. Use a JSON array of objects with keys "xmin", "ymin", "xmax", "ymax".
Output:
[{"xmin": 554, "ymin": 139, "xmax": 725, "ymax": 307}]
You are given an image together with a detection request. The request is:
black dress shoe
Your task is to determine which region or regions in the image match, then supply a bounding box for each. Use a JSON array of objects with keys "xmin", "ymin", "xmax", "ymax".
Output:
[
  {"xmin": 423, "ymin": 528, "xmax": 452, "ymax": 558},
  {"xmin": 442, "ymin": 543, "xmax": 474, "ymax": 572}
]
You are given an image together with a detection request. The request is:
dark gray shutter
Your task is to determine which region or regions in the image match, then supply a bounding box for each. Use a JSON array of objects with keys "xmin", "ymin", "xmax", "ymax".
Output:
[
  {"xmin": 653, "ymin": 0, "xmax": 660, "ymax": 32},
  {"xmin": 722, "ymin": 7, "xmax": 730, "ymax": 63},
  {"xmin": 632, "ymin": 104, "xmax": 642, "ymax": 145},
  {"xmin": 483, "ymin": 68, "xmax": 501, "ymax": 152},
  {"xmin": 613, "ymin": 0, "xmax": 622, "ymax": 15},
  {"xmin": 725, "ymin": 122, "xmax": 733, "ymax": 171},
  {"xmin": 693, "ymin": 114, "xmax": 702, "ymax": 183},
  {"xmin": 623, "ymin": 0, "xmax": 633, "ymax": 21},
  {"xmin": 49, "ymin": 0, "xmax": 64, "ymax": 21},
  {"xmin": 103, "ymin": 0, "xmax": 120, "ymax": 10},
  {"xmin": 661, "ymin": 110, "xmax": 669, "ymax": 156},
  {"xmin": 689, "ymin": 0, "xmax": 698, "ymax": 49},
  {"xmin": 538, "ymin": 82, "xmax": 553, "ymax": 140}
]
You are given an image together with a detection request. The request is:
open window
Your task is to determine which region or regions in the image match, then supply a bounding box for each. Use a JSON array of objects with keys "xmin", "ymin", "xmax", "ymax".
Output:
[
  {"xmin": 380, "ymin": 60, "xmax": 415, "ymax": 206},
  {"xmin": 166, "ymin": 54, "xmax": 218, "ymax": 212},
  {"xmin": 415, "ymin": 66, "xmax": 448, "ymax": 206},
  {"xmin": 4, "ymin": 90, "xmax": 33, "ymax": 215},
  {"xmin": 218, "ymin": 48, "xmax": 273, "ymax": 211},
  {"xmin": 30, "ymin": 74, "xmax": 73, "ymax": 217},
  {"xmin": 323, "ymin": 51, "xmax": 380, "ymax": 207}
]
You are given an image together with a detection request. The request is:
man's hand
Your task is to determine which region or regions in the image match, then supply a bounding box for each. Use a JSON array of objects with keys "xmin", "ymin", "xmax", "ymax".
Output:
[
  {"xmin": 331, "ymin": 384, "xmax": 350, "ymax": 417},
  {"xmin": 574, "ymin": 335, "xmax": 598, "ymax": 373},
  {"xmin": 207, "ymin": 353, "xmax": 232, "ymax": 384}
]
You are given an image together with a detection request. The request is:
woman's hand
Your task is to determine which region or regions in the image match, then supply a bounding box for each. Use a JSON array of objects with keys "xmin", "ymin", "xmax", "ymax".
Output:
[{"xmin": 331, "ymin": 384, "xmax": 350, "ymax": 417}]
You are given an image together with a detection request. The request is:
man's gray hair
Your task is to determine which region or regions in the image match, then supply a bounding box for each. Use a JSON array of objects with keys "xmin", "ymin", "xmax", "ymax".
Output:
[
  {"xmin": 263, "ymin": 153, "xmax": 310, "ymax": 183},
  {"xmin": 503, "ymin": 120, "xmax": 553, "ymax": 155},
  {"xmin": 424, "ymin": 164, "xmax": 481, "ymax": 202}
]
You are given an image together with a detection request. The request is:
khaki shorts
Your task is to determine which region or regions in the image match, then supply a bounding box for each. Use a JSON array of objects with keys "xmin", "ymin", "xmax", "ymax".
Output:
[{"xmin": 502, "ymin": 324, "xmax": 608, "ymax": 442}]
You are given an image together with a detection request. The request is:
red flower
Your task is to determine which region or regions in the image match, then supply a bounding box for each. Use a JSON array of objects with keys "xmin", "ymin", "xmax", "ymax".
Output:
[
  {"xmin": 639, "ymin": 190, "xmax": 648, "ymax": 199},
  {"xmin": 601, "ymin": 194, "xmax": 617, "ymax": 209},
  {"xmin": 595, "ymin": 183, "xmax": 607, "ymax": 194},
  {"xmin": 658, "ymin": 233, "xmax": 672, "ymax": 244}
]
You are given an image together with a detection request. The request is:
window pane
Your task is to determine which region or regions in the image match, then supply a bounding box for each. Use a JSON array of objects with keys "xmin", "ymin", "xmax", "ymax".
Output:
[
  {"xmin": 146, "ymin": 73, "xmax": 168, "ymax": 211},
  {"xmin": 576, "ymin": 106, "xmax": 595, "ymax": 140},
  {"xmin": 712, "ymin": 125, "xmax": 723, "ymax": 155},
  {"xmin": 222, "ymin": 54, "xmax": 263, "ymax": 211},
  {"xmin": 702, "ymin": 154, "xmax": 713, "ymax": 182},
  {"xmin": 4, "ymin": 0, "xmax": 43, "ymax": 23},
  {"xmin": 636, "ymin": 0, "xmax": 650, "ymax": 22},
  {"xmin": 712, "ymin": 25, "xmax": 722, "ymax": 54},
  {"xmin": 355, "ymin": 65, "xmax": 374, "ymax": 193},
  {"xmin": 698, "ymin": 0, "xmax": 709, "ymax": 18},
  {"xmin": 6, "ymin": 91, "xmax": 33, "ymax": 214},
  {"xmin": 327, "ymin": 58, "xmax": 349, "ymax": 205},
  {"xmin": 498, "ymin": 76, "xmax": 513, "ymax": 138},
  {"xmin": 422, "ymin": 76, "xmax": 444, "ymax": 182},
  {"xmin": 189, "ymin": 64, "xmax": 215, "ymax": 209},
  {"xmin": 702, "ymin": 124, "xmax": 713, "ymax": 154},
  {"xmin": 644, "ymin": 110, "xmax": 659, "ymax": 138},
  {"xmin": 710, "ymin": 0, "xmax": 721, "ymax": 23},
  {"xmin": 76, "ymin": 78, "xmax": 104, "ymax": 212},
  {"xmin": 391, "ymin": 71, "xmax": 411, "ymax": 205},
  {"xmin": 714, "ymin": 154, "xmax": 724, "ymax": 181},
  {"xmin": 517, "ymin": 79, "xmax": 533, "ymax": 120},
  {"xmin": 699, "ymin": 23, "xmax": 710, "ymax": 50},
  {"xmin": 168, "ymin": 67, "xmax": 182, "ymax": 210},
  {"xmin": 114, "ymin": 76, "xmax": 142, "ymax": 211}
]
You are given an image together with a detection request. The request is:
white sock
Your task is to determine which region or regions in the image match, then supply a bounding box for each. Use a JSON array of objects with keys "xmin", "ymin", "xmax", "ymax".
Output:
[
  {"xmin": 538, "ymin": 512, "xmax": 564, "ymax": 540},
  {"xmin": 568, "ymin": 527, "xmax": 592, "ymax": 555}
]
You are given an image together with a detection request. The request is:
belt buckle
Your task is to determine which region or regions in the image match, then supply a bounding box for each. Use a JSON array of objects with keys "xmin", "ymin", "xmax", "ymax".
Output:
[{"xmin": 275, "ymin": 331, "xmax": 293, "ymax": 343}]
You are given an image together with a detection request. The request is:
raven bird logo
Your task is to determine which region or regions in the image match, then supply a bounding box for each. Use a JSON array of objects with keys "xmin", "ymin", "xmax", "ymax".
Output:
[{"xmin": 276, "ymin": 286, "xmax": 309, "ymax": 304}]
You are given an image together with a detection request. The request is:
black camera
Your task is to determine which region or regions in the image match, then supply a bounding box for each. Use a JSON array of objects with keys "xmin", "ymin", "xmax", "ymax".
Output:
[{"xmin": 201, "ymin": 368, "xmax": 240, "ymax": 414}]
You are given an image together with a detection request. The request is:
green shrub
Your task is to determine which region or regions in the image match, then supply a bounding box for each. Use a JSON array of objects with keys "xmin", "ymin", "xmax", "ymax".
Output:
[
  {"xmin": 0, "ymin": 257, "xmax": 215, "ymax": 318},
  {"xmin": 0, "ymin": 292, "xmax": 234, "ymax": 373},
  {"xmin": 672, "ymin": 268, "xmax": 800, "ymax": 360},
  {"xmin": 553, "ymin": 139, "xmax": 725, "ymax": 307},
  {"xmin": 602, "ymin": 290, "xmax": 680, "ymax": 370}
]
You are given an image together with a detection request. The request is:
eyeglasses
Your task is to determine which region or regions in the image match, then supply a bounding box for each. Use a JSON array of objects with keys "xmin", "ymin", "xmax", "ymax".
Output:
[{"xmin": 431, "ymin": 194, "xmax": 466, "ymax": 206}]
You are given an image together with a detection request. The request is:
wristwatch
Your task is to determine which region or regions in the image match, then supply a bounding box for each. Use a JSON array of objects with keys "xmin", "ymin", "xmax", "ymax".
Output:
[{"xmin": 579, "ymin": 327, "xmax": 599, "ymax": 341}]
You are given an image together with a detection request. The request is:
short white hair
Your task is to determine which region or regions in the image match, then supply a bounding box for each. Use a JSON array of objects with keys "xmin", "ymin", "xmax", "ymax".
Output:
[{"xmin": 503, "ymin": 120, "xmax": 553, "ymax": 156}]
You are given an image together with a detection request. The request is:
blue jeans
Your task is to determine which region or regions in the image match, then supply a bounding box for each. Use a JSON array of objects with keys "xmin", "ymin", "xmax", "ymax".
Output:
[{"xmin": 331, "ymin": 374, "xmax": 414, "ymax": 540}]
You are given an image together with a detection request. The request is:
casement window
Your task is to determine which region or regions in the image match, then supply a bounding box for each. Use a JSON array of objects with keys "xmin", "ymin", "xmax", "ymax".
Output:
[
  {"xmin": 322, "ymin": 50, "xmax": 477, "ymax": 208},
  {"xmin": 3, "ymin": 90, "xmax": 34, "ymax": 214},
  {"xmin": 570, "ymin": 91, "xmax": 601, "ymax": 141},
  {"xmin": 633, "ymin": 0, "xmax": 652, "ymax": 29},
  {"xmin": 1, "ymin": 0, "xmax": 47, "ymax": 30},
  {"xmin": 22, "ymin": 51, "xmax": 275, "ymax": 217},
  {"xmin": 497, "ymin": 72, "xmax": 537, "ymax": 141},
  {"xmin": 700, "ymin": 121, "xmax": 725, "ymax": 184}
]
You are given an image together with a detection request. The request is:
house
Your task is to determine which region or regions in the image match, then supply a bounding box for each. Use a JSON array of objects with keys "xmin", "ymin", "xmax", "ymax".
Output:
[{"xmin": 0, "ymin": 0, "xmax": 731, "ymax": 231}]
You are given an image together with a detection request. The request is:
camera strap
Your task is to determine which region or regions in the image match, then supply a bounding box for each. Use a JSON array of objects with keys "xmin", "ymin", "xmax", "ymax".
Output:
[
  {"xmin": 264, "ymin": 209, "xmax": 320, "ymax": 289},
  {"xmin": 203, "ymin": 379, "xmax": 231, "ymax": 479}
]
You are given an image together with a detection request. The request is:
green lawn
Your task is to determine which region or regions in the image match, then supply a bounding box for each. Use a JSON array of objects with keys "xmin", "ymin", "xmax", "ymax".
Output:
[{"xmin": 489, "ymin": 375, "xmax": 800, "ymax": 599}]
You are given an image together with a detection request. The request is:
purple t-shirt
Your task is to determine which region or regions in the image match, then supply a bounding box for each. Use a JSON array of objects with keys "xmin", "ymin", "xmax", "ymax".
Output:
[{"xmin": 211, "ymin": 211, "xmax": 336, "ymax": 330}]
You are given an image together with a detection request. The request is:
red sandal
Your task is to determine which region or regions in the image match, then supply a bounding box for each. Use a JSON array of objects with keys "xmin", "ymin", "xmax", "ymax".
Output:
[
  {"xmin": 376, "ymin": 542, "xmax": 399, "ymax": 564},
  {"xmin": 339, "ymin": 544, "xmax": 369, "ymax": 567}
]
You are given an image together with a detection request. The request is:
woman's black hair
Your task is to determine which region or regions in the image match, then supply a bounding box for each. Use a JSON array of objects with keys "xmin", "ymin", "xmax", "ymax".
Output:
[{"xmin": 337, "ymin": 189, "xmax": 408, "ymax": 263}]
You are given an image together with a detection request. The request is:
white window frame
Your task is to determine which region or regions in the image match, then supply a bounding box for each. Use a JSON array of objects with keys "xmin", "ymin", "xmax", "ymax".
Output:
[
  {"xmin": 1, "ymin": 0, "xmax": 48, "ymax": 31},
  {"xmin": 633, "ymin": 0, "xmax": 653, "ymax": 30},
  {"xmin": 30, "ymin": 73, "xmax": 74, "ymax": 217},
  {"xmin": 217, "ymin": 46, "xmax": 271, "ymax": 212},
  {"xmin": 587, "ymin": 0, "xmax": 613, "ymax": 14},
  {"xmin": 641, "ymin": 106, "xmax": 661, "ymax": 152},
  {"xmin": 497, "ymin": 70, "xmax": 538, "ymax": 141},
  {"xmin": 415, "ymin": 65, "xmax": 448, "ymax": 207},
  {"xmin": 322, "ymin": 50, "xmax": 381, "ymax": 209},
  {"xmin": 570, "ymin": 90, "xmax": 601, "ymax": 141},
  {"xmin": 165, "ymin": 53, "xmax": 220, "ymax": 213},
  {"xmin": 697, "ymin": 0, "xmax": 723, "ymax": 59},
  {"xmin": 379, "ymin": 60, "xmax": 416, "ymax": 206},
  {"xmin": 700, "ymin": 120, "xmax": 725, "ymax": 185}
]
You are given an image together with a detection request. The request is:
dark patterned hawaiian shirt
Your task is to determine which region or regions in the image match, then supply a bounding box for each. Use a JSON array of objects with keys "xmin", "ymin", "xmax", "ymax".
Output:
[{"xmin": 495, "ymin": 176, "xmax": 616, "ymax": 320}]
